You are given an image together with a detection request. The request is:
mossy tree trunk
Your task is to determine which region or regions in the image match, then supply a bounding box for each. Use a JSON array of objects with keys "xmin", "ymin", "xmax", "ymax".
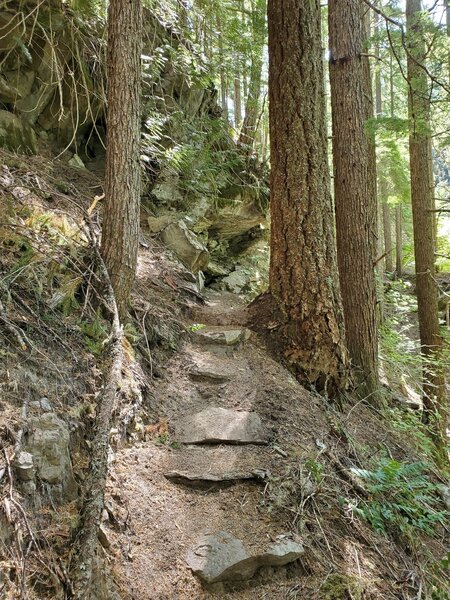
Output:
[
  {"xmin": 263, "ymin": 0, "xmax": 349, "ymax": 396},
  {"xmin": 100, "ymin": 0, "xmax": 142, "ymax": 320}
]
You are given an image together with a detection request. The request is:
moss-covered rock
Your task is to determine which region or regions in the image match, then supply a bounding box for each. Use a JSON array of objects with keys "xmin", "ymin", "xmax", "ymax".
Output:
[{"xmin": 0, "ymin": 110, "xmax": 37, "ymax": 153}]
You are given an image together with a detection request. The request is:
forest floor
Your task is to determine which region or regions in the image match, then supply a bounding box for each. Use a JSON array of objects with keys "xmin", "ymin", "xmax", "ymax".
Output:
[{"xmin": 0, "ymin": 149, "xmax": 448, "ymax": 600}]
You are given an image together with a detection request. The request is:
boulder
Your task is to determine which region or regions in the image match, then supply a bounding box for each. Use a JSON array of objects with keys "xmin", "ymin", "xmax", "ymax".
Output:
[
  {"xmin": 174, "ymin": 407, "xmax": 269, "ymax": 445},
  {"xmin": 0, "ymin": 12, "xmax": 25, "ymax": 52},
  {"xmin": 187, "ymin": 532, "xmax": 304, "ymax": 583},
  {"xmin": 221, "ymin": 269, "xmax": 249, "ymax": 294},
  {"xmin": 147, "ymin": 214, "xmax": 175, "ymax": 233},
  {"xmin": 3, "ymin": 70, "xmax": 35, "ymax": 100},
  {"xmin": 0, "ymin": 75, "xmax": 21, "ymax": 103},
  {"xmin": 0, "ymin": 110, "xmax": 37, "ymax": 154},
  {"xmin": 24, "ymin": 413, "xmax": 77, "ymax": 502},
  {"xmin": 160, "ymin": 220, "xmax": 209, "ymax": 272}
]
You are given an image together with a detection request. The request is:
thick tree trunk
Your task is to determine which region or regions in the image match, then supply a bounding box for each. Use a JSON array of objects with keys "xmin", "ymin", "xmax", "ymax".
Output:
[
  {"xmin": 406, "ymin": 0, "xmax": 446, "ymax": 435},
  {"xmin": 239, "ymin": 0, "xmax": 266, "ymax": 148},
  {"xmin": 100, "ymin": 0, "xmax": 142, "ymax": 321},
  {"xmin": 329, "ymin": 0, "xmax": 380, "ymax": 401},
  {"xmin": 260, "ymin": 0, "xmax": 349, "ymax": 396}
]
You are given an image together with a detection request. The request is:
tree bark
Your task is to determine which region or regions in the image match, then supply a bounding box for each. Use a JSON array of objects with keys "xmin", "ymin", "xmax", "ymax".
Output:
[
  {"xmin": 406, "ymin": 0, "xmax": 446, "ymax": 437},
  {"xmin": 100, "ymin": 0, "xmax": 142, "ymax": 321},
  {"xmin": 259, "ymin": 0, "xmax": 349, "ymax": 396},
  {"xmin": 329, "ymin": 0, "xmax": 380, "ymax": 401}
]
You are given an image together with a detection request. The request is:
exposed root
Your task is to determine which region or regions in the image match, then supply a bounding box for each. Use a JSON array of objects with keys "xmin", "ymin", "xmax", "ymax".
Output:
[{"xmin": 68, "ymin": 242, "xmax": 124, "ymax": 599}]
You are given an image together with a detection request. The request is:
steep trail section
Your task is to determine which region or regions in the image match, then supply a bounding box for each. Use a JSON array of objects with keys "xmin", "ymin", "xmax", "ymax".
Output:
[
  {"xmin": 106, "ymin": 289, "xmax": 324, "ymax": 598},
  {"xmin": 103, "ymin": 286, "xmax": 431, "ymax": 600}
]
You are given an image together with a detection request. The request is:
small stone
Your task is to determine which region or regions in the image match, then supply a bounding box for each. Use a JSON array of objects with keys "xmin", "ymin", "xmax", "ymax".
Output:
[
  {"xmin": 39, "ymin": 398, "xmax": 52, "ymax": 412},
  {"xmin": 68, "ymin": 154, "xmax": 85, "ymax": 169},
  {"xmin": 262, "ymin": 537, "xmax": 304, "ymax": 567},
  {"xmin": 98, "ymin": 524, "xmax": 111, "ymax": 549},
  {"xmin": 14, "ymin": 451, "xmax": 35, "ymax": 482},
  {"xmin": 174, "ymin": 407, "xmax": 269, "ymax": 445}
]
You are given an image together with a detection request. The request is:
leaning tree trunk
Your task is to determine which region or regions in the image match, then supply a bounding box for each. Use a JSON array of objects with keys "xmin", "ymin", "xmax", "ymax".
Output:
[
  {"xmin": 329, "ymin": 0, "xmax": 380, "ymax": 402},
  {"xmin": 406, "ymin": 0, "xmax": 446, "ymax": 442},
  {"xmin": 100, "ymin": 0, "xmax": 142, "ymax": 320},
  {"xmin": 256, "ymin": 0, "xmax": 349, "ymax": 397}
]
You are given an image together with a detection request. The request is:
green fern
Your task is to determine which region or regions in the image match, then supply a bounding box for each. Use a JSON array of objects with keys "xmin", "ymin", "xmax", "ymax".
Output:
[{"xmin": 350, "ymin": 460, "xmax": 447, "ymax": 538}]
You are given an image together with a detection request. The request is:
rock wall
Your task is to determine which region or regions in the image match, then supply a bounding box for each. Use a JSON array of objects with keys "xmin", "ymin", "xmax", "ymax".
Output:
[{"xmin": 0, "ymin": 1, "xmax": 269, "ymax": 288}]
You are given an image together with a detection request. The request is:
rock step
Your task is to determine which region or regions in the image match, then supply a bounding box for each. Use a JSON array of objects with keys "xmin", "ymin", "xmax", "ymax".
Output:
[
  {"xmin": 163, "ymin": 445, "xmax": 272, "ymax": 485},
  {"xmin": 173, "ymin": 407, "xmax": 270, "ymax": 445},
  {"xmin": 188, "ymin": 365, "xmax": 230, "ymax": 383},
  {"xmin": 187, "ymin": 531, "xmax": 304, "ymax": 583},
  {"xmin": 191, "ymin": 326, "xmax": 251, "ymax": 347}
]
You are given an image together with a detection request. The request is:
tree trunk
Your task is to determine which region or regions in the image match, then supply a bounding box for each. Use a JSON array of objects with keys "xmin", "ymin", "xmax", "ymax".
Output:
[
  {"xmin": 329, "ymin": 0, "xmax": 380, "ymax": 401},
  {"xmin": 258, "ymin": 0, "xmax": 349, "ymax": 396},
  {"xmin": 100, "ymin": 0, "xmax": 142, "ymax": 321},
  {"xmin": 390, "ymin": 50, "xmax": 402, "ymax": 279},
  {"xmin": 239, "ymin": 0, "xmax": 266, "ymax": 148},
  {"xmin": 382, "ymin": 203, "xmax": 394, "ymax": 272},
  {"xmin": 395, "ymin": 204, "xmax": 402, "ymax": 277},
  {"xmin": 233, "ymin": 66, "xmax": 242, "ymax": 129},
  {"xmin": 406, "ymin": 0, "xmax": 446, "ymax": 438},
  {"xmin": 217, "ymin": 22, "xmax": 228, "ymax": 119},
  {"xmin": 375, "ymin": 23, "xmax": 393, "ymax": 275}
]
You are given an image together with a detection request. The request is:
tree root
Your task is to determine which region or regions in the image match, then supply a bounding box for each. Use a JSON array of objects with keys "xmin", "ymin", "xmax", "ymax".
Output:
[{"xmin": 68, "ymin": 245, "xmax": 124, "ymax": 599}]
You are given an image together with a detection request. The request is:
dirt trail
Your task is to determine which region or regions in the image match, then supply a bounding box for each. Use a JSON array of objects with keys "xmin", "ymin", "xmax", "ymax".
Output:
[
  {"xmin": 106, "ymin": 288, "xmax": 329, "ymax": 599},
  {"xmin": 103, "ymin": 284, "xmax": 426, "ymax": 600}
]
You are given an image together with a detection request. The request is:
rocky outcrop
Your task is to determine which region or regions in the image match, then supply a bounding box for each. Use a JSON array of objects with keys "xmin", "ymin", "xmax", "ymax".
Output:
[
  {"xmin": 0, "ymin": 109, "xmax": 37, "ymax": 153},
  {"xmin": 15, "ymin": 411, "xmax": 78, "ymax": 504},
  {"xmin": 160, "ymin": 220, "xmax": 209, "ymax": 272}
]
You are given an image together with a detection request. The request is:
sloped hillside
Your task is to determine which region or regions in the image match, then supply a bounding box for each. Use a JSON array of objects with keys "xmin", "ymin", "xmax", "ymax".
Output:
[{"xmin": 0, "ymin": 148, "xmax": 448, "ymax": 600}]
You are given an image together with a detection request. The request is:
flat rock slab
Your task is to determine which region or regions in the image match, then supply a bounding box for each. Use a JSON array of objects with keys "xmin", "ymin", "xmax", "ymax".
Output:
[
  {"xmin": 174, "ymin": 407, "xmax": 269, "ymax": 445},
  {"xmin": 164, "ymin": 469, "xmax": 266, "ymax": 484},
  {"xmin": 189, "ymin": 365, "xmax": 230, "ymax": 383},
  {"xmin": 187, "ymin": 531, "xmax": 304, "ymax": 583},
  {"xmin": 163, "ymin": 446, "xmax": 272, "ymax": 485},
  {"xmin": 192, "ymin": 326, "xmax": 250, "ymax": 346}
]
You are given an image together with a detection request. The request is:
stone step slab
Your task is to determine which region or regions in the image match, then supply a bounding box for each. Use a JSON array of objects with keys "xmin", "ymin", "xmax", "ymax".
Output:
[
  {"xmin": 191, "ymin": 326, "xmax": 251, "ymax": 346},
  {"xmin": 186, "ymin": 531, "xmax": 304, "ymax": 583},
  {"xmin": 174, "ymin": 407, "xmax": 269, "ymax": 445}
]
